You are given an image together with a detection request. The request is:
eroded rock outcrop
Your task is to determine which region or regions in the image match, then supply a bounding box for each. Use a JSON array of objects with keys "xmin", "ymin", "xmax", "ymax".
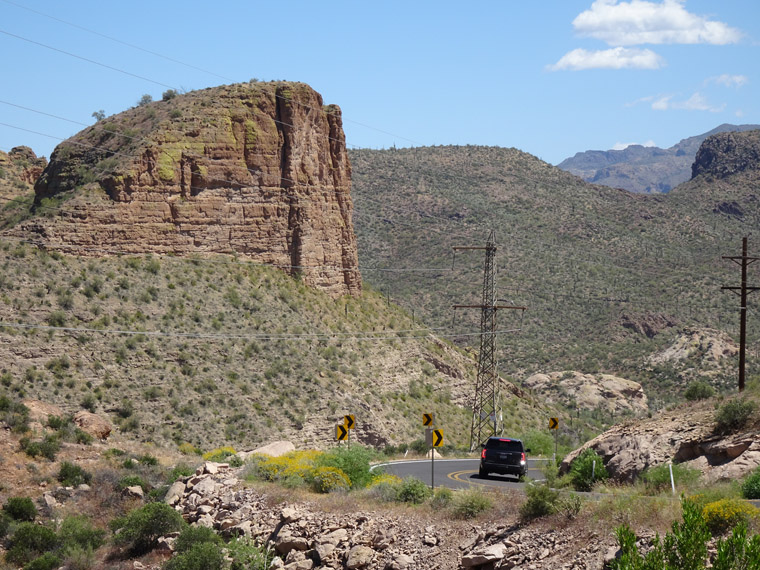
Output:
[
  {"xmin": 523, "ymin": 371, "xmax": 648, "ymax": 417},
  {"xmin": 0, "ymin": 146, "xmax": 47, "ymax": 201},
  {"xmin": 692, "ymin": 129, "xmax": 760, "ymax": 180},
  {"xmin": 15, "ymin": 82, "xmax": 360, "ymax": 297},
  {"xmin": 561, "ymin": 401, "xmax": 760, "ymax": 483}
]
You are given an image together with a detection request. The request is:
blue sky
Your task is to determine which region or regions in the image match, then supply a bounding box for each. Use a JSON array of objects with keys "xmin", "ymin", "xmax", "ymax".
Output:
[{"xmin": 0, "ymin": 0, "xmax": 758, "ymax": 165}]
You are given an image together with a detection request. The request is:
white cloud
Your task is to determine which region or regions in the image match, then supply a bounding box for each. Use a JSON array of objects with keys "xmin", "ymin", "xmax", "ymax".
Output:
[
  {"xmin": 736, "ymin": 109, "xmax": 745, "ymax": 118},
  {"xmin": 573, "ymin": 0, "xmax": 742, "ymax": 46},
  {"xmin": 651, "ymin": 92, "xmax": 725, "ymax": 112},
  {"xmin": 705, "ymin": 74, "xmax": 748, "ymax": 88},
  {"xmin": 612, "ymin": 140, "xmax": 657, "ymax": 150},
  {"xmin": 548, "ymin": 47, "xmax": 664, "ymax": 70}
]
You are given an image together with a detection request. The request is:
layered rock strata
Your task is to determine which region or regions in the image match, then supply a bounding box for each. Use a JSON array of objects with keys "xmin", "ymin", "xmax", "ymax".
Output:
[
  {"xmin": 16, "ymin": 82, "xmax": 360, "ymax": 297},
  {"xmin": 561, "ymin": 402, "xmax": 760, "ymax": 483}
]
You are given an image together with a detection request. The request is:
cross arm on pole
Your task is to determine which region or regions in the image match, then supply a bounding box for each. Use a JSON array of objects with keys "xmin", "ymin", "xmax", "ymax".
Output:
[{"xmin": 453, "ymin": 304, "xmax": 527, "ymax": 310}]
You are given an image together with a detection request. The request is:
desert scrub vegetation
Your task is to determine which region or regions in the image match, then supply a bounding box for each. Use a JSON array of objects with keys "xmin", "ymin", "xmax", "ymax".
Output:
[
  {"xmin": 3, "ymin": 514, "xmax": 105, "ymax": 569},
  {"xmin": 246, "ymin": 447, "xmax": 377, "ymax": 493},
  {"xmin": 569, "ymin": 447, "xmax": 609, "ymax": 492},
  {"xmin": 610, "ymin": 499, "xmax": 760, "ymax": 570},
  {"xmin": 715, "ymin": 398, "xmax": 757, "ymax": 434},
  {"xmin": 742, "ymin": 467, "xmax": 760, "ymax": 500},
  {"xmin": 0, "ymin": 241, "xmax": 480, "ymax": 450},
  {"xmin": 640, "ymin": 463, "xmax": 702, "ymax": 495}
]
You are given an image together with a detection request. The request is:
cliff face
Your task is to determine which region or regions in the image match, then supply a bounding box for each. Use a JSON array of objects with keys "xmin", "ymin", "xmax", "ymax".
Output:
[
  {"xmin": 20, "ymin": 82, "xmax": 360, "ymax": 297},
  {"xmin": 0, "ymin": 146, "xmax": 47, "ymax": 201},
  {"xmin": 692, "ymin": 129, "xmax": 760, "ymax": 180}
]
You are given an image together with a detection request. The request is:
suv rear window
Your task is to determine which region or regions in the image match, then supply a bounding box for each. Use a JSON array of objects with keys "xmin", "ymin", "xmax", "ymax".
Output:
[{"xmin": 485, "ymin": 438, "xmax": 523, "ymax": 452}]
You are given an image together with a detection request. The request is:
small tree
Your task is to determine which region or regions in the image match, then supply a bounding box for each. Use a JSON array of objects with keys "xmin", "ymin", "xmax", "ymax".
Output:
[
  {"xmin": 91, "ymin": 110, "xmax": 105, "ymax": 122},
  {"xmin": 569, "ymin": 448, "xmax": 608, "ymax": 492},
  {"xmin": 137, "ymin": 94, "xmax": 153, "ymax": 107},
  {"xmin": 162, "ymin": 89, "xmax": 178, "ymax": 101},
  {"xmin": 110, "ymin": 502, "xmax": 185, "ymax": 554},
  {"xmin": 684, "ymin": 380, "xmax": 714, "ymax": 401}
]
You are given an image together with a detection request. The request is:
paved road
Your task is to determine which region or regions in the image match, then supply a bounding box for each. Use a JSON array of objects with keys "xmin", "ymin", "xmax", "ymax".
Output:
[{"xmin": 374, "ymin": 458, "xmax": 548, "ymax": 490}]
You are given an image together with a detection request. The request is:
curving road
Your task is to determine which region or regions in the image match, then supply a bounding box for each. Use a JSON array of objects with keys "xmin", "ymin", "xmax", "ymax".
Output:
[{"xmin": 374, "ymin": 458, "xmax": 548, "ymax": 490}]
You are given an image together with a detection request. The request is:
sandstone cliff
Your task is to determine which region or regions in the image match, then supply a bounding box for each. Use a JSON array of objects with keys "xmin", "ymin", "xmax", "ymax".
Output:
[
  {"xmin": 14, "ymin": 82, "xmax": 360, "ymax": 297},
  {"xmin": 0, "ymin": 146, "xmax": 47, "ymax": 201}
]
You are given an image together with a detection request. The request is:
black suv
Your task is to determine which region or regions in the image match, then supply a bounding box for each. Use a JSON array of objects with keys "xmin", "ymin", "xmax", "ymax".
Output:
[{"xmin": 479, "ymin": 437, "xmax": 529, "ymax": 480}]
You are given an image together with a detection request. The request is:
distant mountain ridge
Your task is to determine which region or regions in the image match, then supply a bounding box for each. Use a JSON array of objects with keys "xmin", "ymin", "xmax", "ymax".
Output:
[{"xmin": 558, "ymin": 123, "xmax": 760, "ymax": 193}]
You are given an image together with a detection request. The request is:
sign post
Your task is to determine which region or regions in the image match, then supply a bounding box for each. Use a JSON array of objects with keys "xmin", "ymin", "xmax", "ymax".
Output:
[
  {"xmin": 549, "ymin": 417, "xmax": 559, "ymax": 464},
  {"xmin": 344, "ymin": 414, "xmax": 355, "ymax": 448}
]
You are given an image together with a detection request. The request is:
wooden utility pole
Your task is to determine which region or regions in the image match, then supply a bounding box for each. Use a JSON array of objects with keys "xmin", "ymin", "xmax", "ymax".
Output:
[
  {"xmin": 453, "ymin": 231, "xmax": 526, "ymax": 451},
  {"xmin": 722, "ymin": 236, "xmax": 759, "ymax": 392}
]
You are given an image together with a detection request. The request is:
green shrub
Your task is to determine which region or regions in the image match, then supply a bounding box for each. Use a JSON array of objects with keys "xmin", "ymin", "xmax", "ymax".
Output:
[
  {"xmin": 311, "ymin": 466, "xmax": 350, "ymax": 493},
  {"xmin": 110, "ymin": 502, "xmax": 186, "ymax": 554},
  {"xmin": 4, "ymin": 496, "xmax": 37, "ymax": 521},
  {"xmin": 713, "ymin": 522, "xmax": 760, "ymax": 570},
  {"xmin": 520, "ymin": 483, "xmax": 559, "ymax": 520},
  {"xmin": 46, "ymin": 415, "xmax": 68, "ymax": 430},
  {"xmin": 58, "ymin": 462, "xmax": 92, "ymax": 487},
  {"xmin": 611, "ymin": 500, "xmax": 710, "ymax": 570},
  {"xmin": 396, "ymin": 477, "xmax": 432, "ymax": 504},
  {"xmin": 715, "ymin": 399, "xmax": 757, "ymax": 434},
  {"xmin": 641, "ymin": 463, "xmax": 701, "ymax": 495},
  {"xmin": 0, "ymin": 511, "xmax": 10, "ymax": 539},
  {"xmin": 610, "ymin": 525, "xmax": 664, "ymax": 570},
  {"xmin": 0, "ymin": 395, "xmax": 30, "ymax": 432},
  {"xmin": 74, "ymin": 429, "xmax": 93, "ymax": 445},
  {"xmin": 569, "ymin": 448, "xmax": 608, "ymax": 492},
  {"xmin": 168, "ymin": 464, "xmax": 194, "ymax": 483},
  {"xmin": 23, "ymin": 552, "xmax": 61, "ymax": 570},
  {"xmin": 202, "ymin": 446, "xmax": 236, "ymax": 462},
  {"xmin": 451, "ymin": 489, "xmax": 492, "ymax": 519},
  {"xmin": 227, "ymin": 537, "xmax": 276, "ymax": 570},
  {"xmin": 178, "ymin": 442, "xmax": 201, "ymax": 455},
  {"xmin": 174, "ymin": 525, "xmax": 222, "ymax": 554},
  {"xmin": 702, "ymin": 499, "xmax": 760, "ymax": 535},
  {"xmin": 58, "ymin": 515, "xmax": 105, "ymax": 551},
  {"xmin": 431, "ymin": 487, "xmax": 453, "ymax": 509},
  {"xmin": 6, "ymin": 522, "xmax": 59, "ymax": 565},
  {"xmin": 365, "ymin": 481, "xmax": 400, "ymax": 503},
  {"xmin": 684, "ymin": 380, "xmax": 715, "ymax": 401},
  {"xmin": 20, "ymin": 434, "xmax": 61, "ymax": 460},
  {"xmin": 742, "ymin": 468, "xmax": 760, "ymax": 500},
  {"xmin": 61, "ymin": 544, "xmax": 95, "ymax": 570},
  {"xmin": 519, "ymin": 429, "xmax": 554, "ymax": 456},
  {"xmin": 164, "ymin": 542, "xmax": 226, "ymax": 570},
  {"xmin": 314, "ymin": 445, "xmax": 375, "ymax": 489},
  {"xmin": 139, "ymin": 454, "xmax": 158, "ymax": 466},
  {"xmin": 663, "ymin": 500, "xmax": 710, "ymax": 569}
]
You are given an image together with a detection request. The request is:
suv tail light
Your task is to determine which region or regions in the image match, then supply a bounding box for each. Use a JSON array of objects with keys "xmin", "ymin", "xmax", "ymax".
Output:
[
  {"xmin": 520, "ymin": 452, "xmax": 526, "ymax": 465},
  {"xmin": 481, "ymin": 448, "xmax": 486, "ymax": 460}
]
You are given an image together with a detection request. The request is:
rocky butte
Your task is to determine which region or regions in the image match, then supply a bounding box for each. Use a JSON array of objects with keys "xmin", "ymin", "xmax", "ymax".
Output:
[{"xmin": 14, "ymin": 81, "xmax": 360, "ymax": 297}]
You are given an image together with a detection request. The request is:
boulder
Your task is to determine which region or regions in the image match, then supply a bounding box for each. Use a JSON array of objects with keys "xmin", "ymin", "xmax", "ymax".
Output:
[
  {"xmin": 246, "ymin": 441, "xmax": 296, "ymax": 459},
  {"xmin": 462, "ymin": 542, "xmax": 507, "ymax": 567},
  {"xmin": 346, "ymin": 545, "xmax": 375, "ymax": 569},
  {"xmin": 73, "ymin": 410, "xmax": 112, "ymax": 439}
]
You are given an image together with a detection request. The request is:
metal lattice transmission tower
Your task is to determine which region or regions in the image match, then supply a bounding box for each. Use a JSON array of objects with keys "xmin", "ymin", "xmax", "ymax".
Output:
[{"xmin": 453, "ymin": 231, "xmax": 526, "ymax": 451}]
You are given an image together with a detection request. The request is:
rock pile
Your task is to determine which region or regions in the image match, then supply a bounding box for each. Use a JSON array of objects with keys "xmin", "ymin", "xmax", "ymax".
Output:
[
  {"xmin": 460, "ymin": 525, "xmax": 615, "ymax": 570},
  {"xmin": 168, "ymin": 461, "xmax": 453, "ymax": 569},
  {"xmin": 165, "ymin": 462, "xmax": 623, "ymax": 569}
]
